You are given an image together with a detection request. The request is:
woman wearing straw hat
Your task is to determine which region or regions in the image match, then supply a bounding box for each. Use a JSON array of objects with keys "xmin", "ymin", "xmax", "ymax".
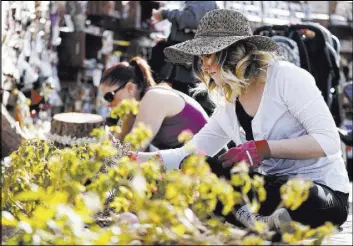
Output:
[{"xmin": 132, "ymin": 9, "xmax": 350, "ymax": 231}]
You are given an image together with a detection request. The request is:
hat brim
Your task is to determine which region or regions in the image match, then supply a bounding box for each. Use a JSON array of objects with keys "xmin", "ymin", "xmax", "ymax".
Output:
[{"xmin": 164, "ymin": 35, "xmax": 279, "ymax": 64}]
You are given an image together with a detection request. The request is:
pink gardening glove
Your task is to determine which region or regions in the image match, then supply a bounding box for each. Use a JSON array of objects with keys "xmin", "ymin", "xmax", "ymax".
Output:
[{"xmin": 218, "ymin": 140, "xmax": 271, "ymax": 169}]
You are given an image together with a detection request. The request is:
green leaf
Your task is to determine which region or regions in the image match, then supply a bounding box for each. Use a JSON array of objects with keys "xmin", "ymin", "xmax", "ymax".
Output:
[
  {"xmin": 94, "ymin": 231, "xmax": 113, "ymax": 245},
  {"xmin": 171, "ymin": 224, "xmax": 187, "ymax": 237},
  {"xmin": 14, "ymin": 190, "xmax": 46, "ymax": 201},
  {"xmin": 1, "ymin": 211, "xmax": 18, "ymax": 226},
  {"xmin": 32, "ymin": 206, "xmax": 56, "ymax": 224},
  {"xmin": 45, "ymin": 191, "xmax": 69, "ymax": 206}
]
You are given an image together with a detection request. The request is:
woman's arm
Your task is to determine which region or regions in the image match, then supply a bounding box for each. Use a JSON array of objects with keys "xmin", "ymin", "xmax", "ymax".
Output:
[
  {"xmin": 268, "ymin": 135, "xmax": 326, "ymax": 159},
  {"xmin": 137, "ymin": 106, "xmax": 231, "ymax": 170},
  {"xmin": 128, "ymin": 90, "xmax": 172, "ymax": 151},
  {"xmin": 116, "ymin": 114, "xmax": 136, "ymax": 141},
  {"xmin": 160, "ymin": 2, "xmax": 216, "ymax": 29},
  {"xmin": 161, "ymin": 4, "xmax": 198, "ymax": 29},
  {"xmin": 268, "ymin": 63, "xmax": 341, "ymax": 160}
]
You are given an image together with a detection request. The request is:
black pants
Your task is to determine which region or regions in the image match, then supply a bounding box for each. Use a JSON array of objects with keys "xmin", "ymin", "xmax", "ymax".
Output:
[{"xmin": 186, "ymin": 156, "xmax": 350, "ymax": 228}]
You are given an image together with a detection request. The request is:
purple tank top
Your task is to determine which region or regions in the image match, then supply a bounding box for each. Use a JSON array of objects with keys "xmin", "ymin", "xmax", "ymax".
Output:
[{"xmin": 147, "ymin": 87, "xmax": 209, "ymax": 149}]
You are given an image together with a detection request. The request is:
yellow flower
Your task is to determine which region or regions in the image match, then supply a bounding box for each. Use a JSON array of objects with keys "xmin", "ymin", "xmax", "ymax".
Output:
[
  {"xmin": 280, "ymin": 178, "xmax": 313, "ymax": 211},
  {"xmin": 171, "ymin": 224, "xmax": 186, "ymax": 236},
  {"xmin": 282, "ymin": 233, "xmax": 297, "ymax": 243},
  {"xmin": 110, "ymin": 99, "xmax": 139, "ymax": 119},
  {"xmin": 230, "ymin": 161, "xmax": 249, "ymax": 174},
  {"xmin": 109, "ymin": 125, "xmax": 121, "ymax": 134},
  {"xmin": 242, "ymin": 235, "xmax": 265, "ymax": 245},
  {"xmin": 119, "ymin": 186, "xmax": 134, "ymax": 200},
  {"xmin": 281, "ymin": 220, "xmax": 334, "ymax": 244},
  {"xmin": 177, "ymin": 130, "xmax": 194, "ymax": 144},
  {"xmin": 241, "ymin": 175, "xmax": 252, "ymax": 195},
  {"xmin": 249, "ymin": 199, "xmax": 261, "ymax": 214},
  {"xmin": 231, "ymin": 174, "xmax": 244, "ymax": 187},
  {"xmin": 254, "ymin": 221, "xmax": 269, "ymax": 234},
  {"xmin": 165, "ymin": 184, "xmax": 179, "ymax": 200},
  {"xmin": 252, "ymin": 175, "xmax": 265, "ymax": 187},
  {"xmin": 314, "ymin": 221, "xmax": 338, "ymax": 239},
  {"xmin": 124, "ymin": 122, "xmax": 152, "ymax": 150},
  {"xmin": 181, "ymin": 154, "xmax": 209, "ymax": 176},
  {"xmin": 248, "ymin": 175, "xmax": 267, "ymax": 202},
  {"xmin": 256, "ymin": 187, "xmax": 267, "ymax": 202},
  {"xmin": 1, "ymin": 211, "xmax": 18, "ymax": 226}
]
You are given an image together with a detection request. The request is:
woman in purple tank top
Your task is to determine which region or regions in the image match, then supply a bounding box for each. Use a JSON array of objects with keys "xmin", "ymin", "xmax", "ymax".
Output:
[{"xmin": 99, "ymin": 56, "xmax": 209, "ymax": 150}]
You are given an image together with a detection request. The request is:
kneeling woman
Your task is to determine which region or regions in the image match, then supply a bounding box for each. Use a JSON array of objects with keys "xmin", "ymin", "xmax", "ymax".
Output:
[
  {"xmin": 99, "ymin": 57, "xmax": 209, "ymax": 151},
  {"xmin": 134, "ymin": 9, "xmax": 350, "ymax": 231}
]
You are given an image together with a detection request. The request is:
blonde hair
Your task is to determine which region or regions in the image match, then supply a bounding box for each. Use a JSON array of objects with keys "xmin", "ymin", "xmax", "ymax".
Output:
[{"xmin": 192, "ymin": 41, "xmax": 281, "ymax": 104}]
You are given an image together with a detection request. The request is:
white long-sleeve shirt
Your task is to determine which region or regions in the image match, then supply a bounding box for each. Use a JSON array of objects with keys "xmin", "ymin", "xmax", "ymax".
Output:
[{"xmin": 159, "ymin": 60, "xmax": 350, "ymax": 193}]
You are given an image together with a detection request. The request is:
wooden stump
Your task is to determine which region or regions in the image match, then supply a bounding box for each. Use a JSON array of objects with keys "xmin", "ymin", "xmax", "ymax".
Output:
[{"xmin": 50, "ymin": 112, "xmax": 104, "ymax": 139}]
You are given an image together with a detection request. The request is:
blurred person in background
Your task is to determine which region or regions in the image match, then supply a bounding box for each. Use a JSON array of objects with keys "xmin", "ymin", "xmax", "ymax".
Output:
[
  {"xmin": 134, "ymin": 9, "xmax": 350, "ymax": 232},
  {"xmin": 149, "ymin": 1, "xmax": 217, "ymax": 116},
  {"xmin": 99, "ymin": 56, "xmax": 209, "ymax": 151},
  {"xmin": 151, "ymin": 1, "xmax": 217, "ymax": 43}
]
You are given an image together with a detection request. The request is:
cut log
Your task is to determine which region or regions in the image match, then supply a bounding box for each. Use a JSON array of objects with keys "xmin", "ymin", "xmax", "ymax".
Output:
[{"xmin": 50, "ymin": 112, "xmax": 104, "ymax": 139}]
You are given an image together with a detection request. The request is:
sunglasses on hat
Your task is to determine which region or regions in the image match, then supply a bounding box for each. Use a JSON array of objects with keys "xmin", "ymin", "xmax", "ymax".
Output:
[{"xmin": 103, "ymin": 83, "xmax": 127, "ymax": 102}]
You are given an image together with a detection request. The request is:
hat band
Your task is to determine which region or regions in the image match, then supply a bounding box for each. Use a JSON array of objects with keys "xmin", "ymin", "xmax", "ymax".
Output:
[{"xmin": 196, "ymin": 30, "xmax": 252, "ymax": 38}]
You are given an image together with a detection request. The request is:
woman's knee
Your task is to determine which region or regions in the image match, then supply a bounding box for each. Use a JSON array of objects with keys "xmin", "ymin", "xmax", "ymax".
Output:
[{"xmin": 289, "ymin": 183, "xmax": 348, "ymax": 227}]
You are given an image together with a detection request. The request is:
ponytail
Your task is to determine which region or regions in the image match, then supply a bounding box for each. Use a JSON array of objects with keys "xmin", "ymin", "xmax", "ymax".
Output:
[
  {"xmin": 100, "ymin": 56, "xmax": 156, "ymax": 97},
  {"xmin": 129, "ymin": 57, "xmax": 156, "ymax": 88}
]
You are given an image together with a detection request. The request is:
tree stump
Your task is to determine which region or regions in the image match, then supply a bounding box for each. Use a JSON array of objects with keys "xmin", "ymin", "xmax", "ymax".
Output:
[{"xmin": 49, "ymin": 113, "xmax": 104, "ymax": 147}]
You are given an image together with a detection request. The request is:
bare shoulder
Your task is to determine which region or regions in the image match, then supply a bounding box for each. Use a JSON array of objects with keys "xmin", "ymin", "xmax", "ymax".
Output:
[
  {"xmin": 141, "ymin": 87, "xmax": 185, "ymax": 115},
  {"xmin": 142, "ymin": 87, "xmax": 183, "ymax": 103}
]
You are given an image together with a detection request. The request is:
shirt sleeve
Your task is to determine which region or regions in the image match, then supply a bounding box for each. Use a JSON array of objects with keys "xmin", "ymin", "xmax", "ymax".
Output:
[
  {"xmin": 159, "ymin": 107, "xmax": 231, "ymax": 171},
  {"xmin": 161, "ymin": 4, "xmax": 198, "ymax": 30},
  {"xmin": 279, "ymin": 62, "xmax": 341, "ymax": 156}
]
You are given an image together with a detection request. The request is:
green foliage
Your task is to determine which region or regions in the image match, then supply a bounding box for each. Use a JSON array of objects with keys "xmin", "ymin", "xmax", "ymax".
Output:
[
  {"xmin": 1, "ymin": 99, "xmax": 338, "ymax": 245},
  {"xmin": 110, "ymin": 98, "xmax": 139, "ymax": 120}
]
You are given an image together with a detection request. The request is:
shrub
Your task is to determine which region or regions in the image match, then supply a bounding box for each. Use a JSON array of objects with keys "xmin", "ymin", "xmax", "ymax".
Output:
[{"xmin": 1, "ymin": 99, "xmax": 337, "ymax": 245}]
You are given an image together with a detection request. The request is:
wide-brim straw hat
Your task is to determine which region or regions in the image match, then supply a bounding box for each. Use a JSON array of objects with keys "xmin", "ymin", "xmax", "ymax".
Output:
[{"xmin": 164, "ymin": 9, "xmax": 279, "ymax": 64}]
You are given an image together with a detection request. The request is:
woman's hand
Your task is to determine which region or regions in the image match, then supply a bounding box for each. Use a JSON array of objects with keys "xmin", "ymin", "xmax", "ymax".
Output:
[{"xmin": 218, "ymin": 140, "xmax": 270, "ymax": 168}]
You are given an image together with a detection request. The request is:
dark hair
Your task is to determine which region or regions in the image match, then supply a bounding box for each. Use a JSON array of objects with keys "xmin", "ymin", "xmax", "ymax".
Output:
[{"xmin": 100, "ymin": 56, "xmax": 156, "ymax": 97}]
